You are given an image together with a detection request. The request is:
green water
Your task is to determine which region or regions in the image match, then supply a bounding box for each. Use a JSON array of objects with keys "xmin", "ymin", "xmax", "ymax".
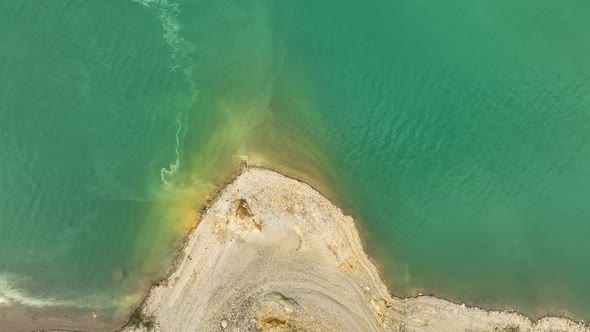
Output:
[{"xmin": 1, "ymin": 0, "xmax": 590, "ymax": 327}]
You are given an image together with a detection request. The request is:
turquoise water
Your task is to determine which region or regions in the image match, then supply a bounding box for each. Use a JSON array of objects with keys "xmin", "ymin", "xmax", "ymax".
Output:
[
  {"xmin": 1, "ymin": 0, "xmax": 590, "ymax": 327},
  {"xmin": 0, "ymin": 0, "xmax": 196, "ymax": 317}
]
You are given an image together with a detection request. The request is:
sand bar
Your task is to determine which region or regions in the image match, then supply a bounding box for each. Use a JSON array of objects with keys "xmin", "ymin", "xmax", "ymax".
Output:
[{"xmin": 118, "ymin": 167, "xmax": 588, "ymax": 332}]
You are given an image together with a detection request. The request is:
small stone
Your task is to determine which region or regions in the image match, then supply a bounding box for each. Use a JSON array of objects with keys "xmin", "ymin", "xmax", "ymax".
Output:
[
  {"xmin": 91, "ymin": 311, "xmax": 97, "ymax": 319},
  {"xmin": 221, "ymin": 318, "xmax": 229, "ymax": 329}
]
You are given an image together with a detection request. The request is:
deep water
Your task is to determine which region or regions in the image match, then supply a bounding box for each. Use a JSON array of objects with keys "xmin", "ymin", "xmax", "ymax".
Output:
[{"xmin": 1, "ymin": 0, "xmax": 590, "ymax": 325}]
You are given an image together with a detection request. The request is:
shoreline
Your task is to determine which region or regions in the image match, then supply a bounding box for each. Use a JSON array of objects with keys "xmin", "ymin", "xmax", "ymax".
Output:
[
  {"xmin": 11, "ymin": 165, "xmax": 584, "ymax": 331},
  {"xmin": 235, "ymin": 166, "xmax": 589, "ymax": 326},
  {"xmin": 117, "ymin": 166, "xmax": 589, "ymax": 332}
]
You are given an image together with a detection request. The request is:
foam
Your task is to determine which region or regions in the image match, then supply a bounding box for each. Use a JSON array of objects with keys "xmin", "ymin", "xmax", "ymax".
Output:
[
  {"xmin": 0, "ymin": 274, "xmax": 116, "ymax": 309},
  {"xmin": 0, "ymin": 274, "xmax": 62, "ymax": 307},
  {"xmin": 160, "ymin": 112, "xmax": 183, "ymax": 186},
  {"xmin": 131, "ymin": 0, "xmax": 197, "ymax": 187}
]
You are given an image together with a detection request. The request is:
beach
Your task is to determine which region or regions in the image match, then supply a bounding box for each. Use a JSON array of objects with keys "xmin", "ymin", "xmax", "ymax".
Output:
[{"xmin": 120, "ymin": 167, "xmax": 588, "ymax": 332}]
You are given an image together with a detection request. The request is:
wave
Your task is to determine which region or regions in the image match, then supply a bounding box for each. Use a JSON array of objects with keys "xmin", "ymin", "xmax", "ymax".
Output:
[
  {"xmin": 0, "ymin": 274, "xmax": 117, "ymax": 309},
  {"xmin": 131, "ymin": 0, "xmax": 197, "ymax": 187},
  {"xmin": 0, "ymin": 274, "xmax": 69, "ymax": 308}
]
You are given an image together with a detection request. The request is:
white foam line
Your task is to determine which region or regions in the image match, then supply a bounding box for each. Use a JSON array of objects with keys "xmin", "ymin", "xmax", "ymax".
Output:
[
  {"xmin": 160, "ymin": 113, "xmax": 183, "ymax": 185},
  {"xmin": 0, "ymin": 274, "xmax": 116, "ymax": 309},
  {"xmin": 132, "ymin": 0, "xmax": 197, "ymax": 187},
  {"xmin": 0, "ymin": 274, "xmax": 63, "ymax": 307}
]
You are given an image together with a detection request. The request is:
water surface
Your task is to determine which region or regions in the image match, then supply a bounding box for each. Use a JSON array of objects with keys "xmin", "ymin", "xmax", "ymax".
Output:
[{"xmin": 1, "ymin": 0, "xmax": 590, "ymax": 327}]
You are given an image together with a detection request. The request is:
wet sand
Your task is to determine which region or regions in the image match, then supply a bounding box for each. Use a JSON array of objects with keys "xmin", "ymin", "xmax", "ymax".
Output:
[{"xmin": 0, "ymin": 303, "xmax": 115, "ymax": 332}]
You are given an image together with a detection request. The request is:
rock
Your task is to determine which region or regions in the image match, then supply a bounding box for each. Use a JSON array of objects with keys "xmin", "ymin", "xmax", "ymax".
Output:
[{"xmin": 220, "ymin": 318, "xmax": 228, "ymax": 329}]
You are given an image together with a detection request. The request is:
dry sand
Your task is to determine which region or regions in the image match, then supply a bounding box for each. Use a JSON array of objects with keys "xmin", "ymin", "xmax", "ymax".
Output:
[{"xmin": 121, "ymin": 167, "xmax": 588, "ymax": 332}]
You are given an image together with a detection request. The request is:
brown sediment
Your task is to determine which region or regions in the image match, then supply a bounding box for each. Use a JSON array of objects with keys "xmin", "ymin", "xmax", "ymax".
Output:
[
  {"xmin": 1, "ymin": 302, "xmax": 117, "ymax": 332},
  {"xmin": 118, "ymin": 167, "xmax": 589, "ymax": 332}
]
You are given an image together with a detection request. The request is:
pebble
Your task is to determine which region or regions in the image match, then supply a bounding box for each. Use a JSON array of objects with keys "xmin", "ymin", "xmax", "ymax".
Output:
[{"xmin": 221, "ymin": 318, "xmax": 229, "ymax": 329}]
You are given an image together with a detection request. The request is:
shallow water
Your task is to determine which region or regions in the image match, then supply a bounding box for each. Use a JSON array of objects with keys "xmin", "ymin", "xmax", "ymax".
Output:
[{"xmin": 1, "ymin": 0, "xmax": 590, "ymax": 326}]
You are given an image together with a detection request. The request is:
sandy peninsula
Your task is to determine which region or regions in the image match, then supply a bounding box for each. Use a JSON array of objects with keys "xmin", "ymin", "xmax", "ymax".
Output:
[{"xmin": 121, "ymin": 167, "xmax": 588, "ymax": 332}]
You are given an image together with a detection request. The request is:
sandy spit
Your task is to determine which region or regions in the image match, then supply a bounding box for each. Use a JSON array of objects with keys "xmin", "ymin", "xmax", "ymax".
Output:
[{"xmin": 120, "ymin": 168, "xmax": 588, "ymax": 332}]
